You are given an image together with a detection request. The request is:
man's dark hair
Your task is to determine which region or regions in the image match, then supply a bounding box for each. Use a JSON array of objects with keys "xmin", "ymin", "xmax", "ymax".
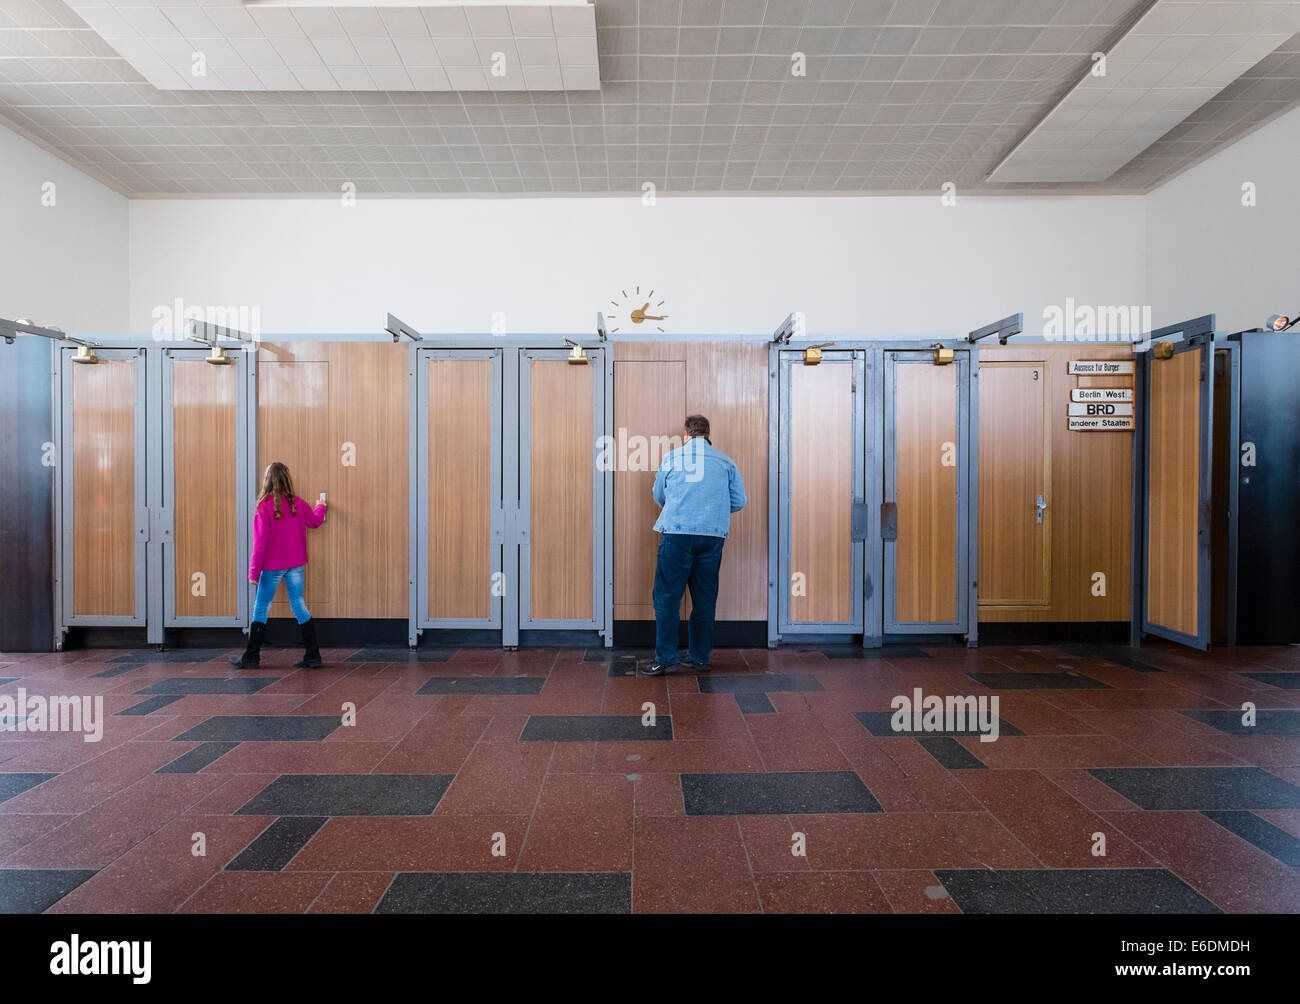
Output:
[{"xmin": 684, "ymin": 414, "xmax": 710, "ymax": 441}]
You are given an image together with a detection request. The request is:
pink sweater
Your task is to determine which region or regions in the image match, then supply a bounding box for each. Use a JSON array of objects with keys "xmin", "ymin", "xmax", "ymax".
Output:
[{"xmin": 249, "ymin": 494, "xmax": 326, "ymax": 581}]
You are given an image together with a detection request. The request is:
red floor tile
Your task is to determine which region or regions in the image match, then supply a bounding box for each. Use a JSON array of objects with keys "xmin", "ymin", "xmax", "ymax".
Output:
[
  {"xmin": 756, "ymin": 870, "xmax": 892, "ymax": 913},
  {"xmin": 633, "ymin": 816, "xmax": 759, "ymax": 914},
  {"xmin": 308, "ymin": 872, "xmax": 395, "ymax": 914},
  {"xmin": 517, "ymin": 774, "xmax": 633, "ymax": 871}
]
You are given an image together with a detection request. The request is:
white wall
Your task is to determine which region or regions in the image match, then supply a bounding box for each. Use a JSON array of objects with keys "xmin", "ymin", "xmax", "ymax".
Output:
[
  {"xmin": 0, "ymin": 125, "xmax": 128, "ymax": 334},
  {"xmin": 1147, "ymin": 104, "xmax": 1300, "ymax": 333},
  {"xmin": 128, "ymin": 194, "xmax": 1147, "ymax": 338}
]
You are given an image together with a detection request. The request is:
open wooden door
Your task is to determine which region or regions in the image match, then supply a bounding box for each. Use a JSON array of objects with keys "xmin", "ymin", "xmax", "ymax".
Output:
[{"xmin": 1140, "ymin": 334, "xmax": 1212, "ymax": 649}]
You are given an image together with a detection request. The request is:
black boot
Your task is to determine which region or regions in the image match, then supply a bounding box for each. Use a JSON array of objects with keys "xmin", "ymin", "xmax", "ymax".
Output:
[
  {"xmin": 230, "ymin": 621, "xmax": 266, "ymax": 668},
  {"xmin": 295, "ymin": 618, "xmax": 322, "ymax": 668}
]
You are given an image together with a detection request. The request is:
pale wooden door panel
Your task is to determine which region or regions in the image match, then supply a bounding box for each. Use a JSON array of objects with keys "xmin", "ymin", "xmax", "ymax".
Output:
[
  {"xmin": 894, "ymin": 362, "xmax": 958, "ymax": 624},
  {"xmin": 172, "ymin": 359, "xmax": 238, "ymax": 619},
  {"xmin": 978, "ymin": 361, "xmax": 1050, "ymax": 607},
  {"xmin": 71, "ymin": 358, "xmax": 136, "ymax": 618}
]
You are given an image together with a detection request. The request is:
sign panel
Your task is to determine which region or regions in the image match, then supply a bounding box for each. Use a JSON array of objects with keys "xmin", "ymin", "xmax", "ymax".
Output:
[
  {"xmin": 1068, "ymin": 360, "xmax": 1134, "ymax": 375},
  {"xmin": 1068, "ymin": 402, "xmax": 1133, "ymax": 417},
  {"xmin": 1070, "ymin": 387, "xmax": 1133, "ymax": 403},
  {"xmin": 1069, "ymin": 416, "xmax": 1134, "ymax": 431}
]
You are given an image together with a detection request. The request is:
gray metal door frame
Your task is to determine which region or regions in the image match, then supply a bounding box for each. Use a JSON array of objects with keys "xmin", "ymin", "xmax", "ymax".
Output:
[
  {"xmin": 158, "ymin": 347, "xmax": 251, "ymax": 631},
  {"xmin": 773, "ymin": 348, "xmax": 866, "ymax": 637},
  {"xmin": 407, "ymin": 338, "xmax": 613, "ymax": 649},
  {"xmin": 56, "ymin": 346, "xmax": 149, "ymax": 630},
  {"xmin": 767, "ymin": 339, "xmax": 976, "ymax": 648},
  {"xmin": 517, "ymin": 346, "xmax": 607, "ymax": 634},
  {"xmin": 413, "ymin": 347, "xmax": 505, "ymax": 636},
  {"xmin": 1135, "ymin": 328, "xmax": 1214, "ymax": 650},
  {"xmin": 882, "ymin": 348, "xmax": 976, "ymax": 639}
]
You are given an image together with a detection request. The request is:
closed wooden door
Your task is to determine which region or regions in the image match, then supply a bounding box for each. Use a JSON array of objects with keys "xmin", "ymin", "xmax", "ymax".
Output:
[
  {"xmin": 520, "ymin": 349, "xmax": 603, "ymax": 628},
  {"xmin": 978, "ymin": 361, "xmax": 1050, "ymax": 607},
  {"xmin": 884, "ymin": 351, "xmax": 969, "ymax": 633},
  {"xmin": 62, "ymin": 349, "xmax": 147, "ymax": 625},
  {"xmin": 421, "ymin": 350, "xmax": 502, "ymax": 627},
  {"xmin": 165, "ymin": 350, "xmax": 246, "ymax": 626},
  {"xmin": 778, "ymin": 350, "xmax": 864, "ymax": 632}
]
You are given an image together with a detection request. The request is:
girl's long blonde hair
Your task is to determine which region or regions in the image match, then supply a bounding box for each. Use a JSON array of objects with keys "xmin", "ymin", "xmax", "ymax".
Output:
[{"xmin": 257, "ymin": 461, "xmax": 297, "ymax": 519}]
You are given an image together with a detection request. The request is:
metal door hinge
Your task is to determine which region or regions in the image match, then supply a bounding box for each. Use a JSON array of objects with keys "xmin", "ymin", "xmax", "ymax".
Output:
[{"xmin": 881, "ymin": 502, "xmax": 898, "ymax": 541}]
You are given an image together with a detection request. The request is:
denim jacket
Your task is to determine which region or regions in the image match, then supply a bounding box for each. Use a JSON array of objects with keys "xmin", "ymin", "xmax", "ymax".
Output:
[{"xmin": 652, "ymin": 438, "xmax": 746, "ymax": 538}]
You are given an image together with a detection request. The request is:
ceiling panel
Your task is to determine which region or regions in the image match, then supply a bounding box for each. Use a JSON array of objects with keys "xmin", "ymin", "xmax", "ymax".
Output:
[
  {"xmin": 0, "ymin": 0, "xmax": 1297, "ymax": 196},
  {"xmin": 990, "ymin": 0, "xmax": 1300, "ymax": 182},
  {"xmin": 68, "ymin": 1, "xmax": 600, "ymax": 91}
]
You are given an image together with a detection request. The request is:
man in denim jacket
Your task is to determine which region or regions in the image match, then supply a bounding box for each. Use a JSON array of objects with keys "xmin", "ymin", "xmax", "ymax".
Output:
[{"xmin": 642, "ymin": 415, "xmax": 747, "ymax": 675}]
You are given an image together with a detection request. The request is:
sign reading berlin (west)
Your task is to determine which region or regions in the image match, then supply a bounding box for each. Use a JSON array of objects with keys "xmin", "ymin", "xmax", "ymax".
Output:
[
  {"xmin": 1070, "ymin": 387, "xmax": 1133, "ymax": 403},
  {"xmin": 1068, "ymin": 402, "xmax": 1133, "ymax": 417},
  {"xmin": 1068, "ymin": 360, "xmax": 1134, "ymax": 375},
  {"xmin": 1068, "ymin": 416, "xmax": 1135, "ymax": 431}
]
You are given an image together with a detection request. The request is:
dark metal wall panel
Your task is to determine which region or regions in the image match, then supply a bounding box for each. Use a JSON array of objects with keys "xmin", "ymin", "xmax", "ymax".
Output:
[
  {"xmin": 1235, "ymin": 331, "xmax": 1300, "ymax": 645},
  {"xmin": 0, "ymin": 338, "xmax": 54, "ymax": 651}
]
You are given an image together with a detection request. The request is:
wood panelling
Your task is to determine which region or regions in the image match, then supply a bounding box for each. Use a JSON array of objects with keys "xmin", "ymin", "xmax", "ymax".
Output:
[
  {"xmin": 789, "ymin": 360, "xmax": 853, "ymax": 624},
  {"xmin": 72, "ymin": 358, "xmax": 136, "ymax": 618},
  {"xmin": 978, "ymin": 361, "xmax": 1050, "ymax": 607},
  {"xmin": 978, "ymin": 344, "xmax": 1135, "ymax": 622},
  {"xmin": 428, "ymin": 358, "xmax": 493, "ymax": 620},
  {"xmin": 685, "ymin": 342, "xmax": 768, "ymax": 620},
  {"xmin": 612, "ymin": 341, "xmax": 768, "ymax": 623},
  {"xmin": 172, "ymin": 359, "xmax": 238, "ymax": 619},
  {"xmin": 257, "ymin": 342, "xmax": 408, "ymax": 619},
  {"xmin": 613, "ymin": 358, "xmax": 685, "ymax": 620},
  {"xmin": 529, "ymin": 358, "xmax": 593, "ymax": 622},
  {"xmin": 1147, "ymin": 347, "xmax": 1201, "ymax": 637},
  {"xmin": 894, "ymin": 361, "xmax": 958, "ymax": 624}
]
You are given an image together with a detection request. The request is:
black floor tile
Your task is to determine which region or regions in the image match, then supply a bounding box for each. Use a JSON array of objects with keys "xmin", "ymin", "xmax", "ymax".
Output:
[
  {"xmin": 681, "ymin": 771, "xmax": 881, "ymax": 815},
  {"xmin": 583, "ymin": 649, "xmax": 651, "ymax": 663},
  {"xmin": 1180, "ymin": 709, "xmax": 1300, "ymax": 736},
  {"xmin": 935, "ymin": 868, "xmax": 1219, "ymax": 914},
  {"xmin": 116, "ymin": 694, "xmax": 185, "ymax": 716},
  {"xmin": 0, "ymin": 773, "xmax": 57, "ymax": 805},
  {"xmin": 854, "ymin": 711, "xmax": 1024, "ymax": 738},
  {"xmin": 226, "ymin": 817, "xmax": 327, "ymax": 871},
  {"xmin": 88, "ymin": 665, "xmax": 139, "ymax": 678},
  {"xmin": 1242, "ymin": 672, "xmax": 1300, "ymax": 690},
  {"xmin": 135, "ymin": 677, "xmax": 277, "ymax": 695},
  {"xmin": 916, "ymin": 736, "xmax": 986, "ymax": 769},
  {"xmin": 109, "ymin": 649, "xmax": 228, "ymax": 664},
  {"xmin": 607, "ymin": 659, "xmax": 638, "ymax": 678},
  {"xmin": 237, "ymin": 774, "xmax": 453, "ymax": 816},
  {"xmin": 416, "ymin": 677, "xmax": 545, "ymax": 695},
  {"xmin": 157, "ymin": 742, "xmax": 240, "ymax": 774},
  {"xmin": 969, "ymin": 672, "xmax": 1110, "ymax": 690},
  {"xmin": 376, "ymin": 872, "xmax": 631, "ymax": 914},
  {"xmin": 819, "ymin": 645, "xmax": 930, "ymax": 659},
  {"xmin": 1056, "ymin": 644, "xmax": 1161, "ymax": 673},
  {"xmin": 173, "ymin": 716, "xmax": 340, "ymax": 742},
  {"xmin": 735, "ymin": 692, "xmax": 775, "ymax": 713},
  {"xmin": 519, "ymin": 715, "xmax": 674, "ymax": 742},
  {"xmin": 1202, "ymin": 811, "xmax": 1300, "ymax": 867},
  {"xmin": 1089, "ymin": 767, "xmax": 1300, "ymax": 810},
  {"xmin": 344, "ymin": 647, "xmax": 455, "ymax": 663},
  {"xmin": 697, "ymin": 673, "xmax": 824, "ymax": 694},
  {"xmin": 0, "ymin": 869, "xmax": 97, "ymax": 913}
]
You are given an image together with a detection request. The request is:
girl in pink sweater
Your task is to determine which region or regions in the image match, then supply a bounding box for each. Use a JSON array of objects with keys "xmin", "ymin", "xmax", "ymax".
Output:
[{"xmin": 230, "ymin": 461, "xmax": 327, "ymax": 669}]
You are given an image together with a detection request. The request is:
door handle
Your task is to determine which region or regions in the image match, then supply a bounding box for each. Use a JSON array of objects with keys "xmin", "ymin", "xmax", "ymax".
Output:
[{"xmin": 1035, "ymin": 494, "xmax": 1047, "ymax": 525}]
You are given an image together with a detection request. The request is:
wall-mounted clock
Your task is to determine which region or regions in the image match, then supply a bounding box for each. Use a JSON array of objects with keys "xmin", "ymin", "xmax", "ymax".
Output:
[{"xmin": 607, "ymin": 286, "xmax": 669, "ymax": 333}]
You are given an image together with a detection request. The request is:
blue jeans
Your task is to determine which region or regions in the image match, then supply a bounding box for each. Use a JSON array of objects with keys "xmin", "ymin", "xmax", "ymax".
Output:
[
  {"xmin": 652, "ymin": 532, "xmax": 725, "ymax": 666},
  {"xmin": 252, "ymin": 565, "xmax": 311, "ymax": 624}
]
